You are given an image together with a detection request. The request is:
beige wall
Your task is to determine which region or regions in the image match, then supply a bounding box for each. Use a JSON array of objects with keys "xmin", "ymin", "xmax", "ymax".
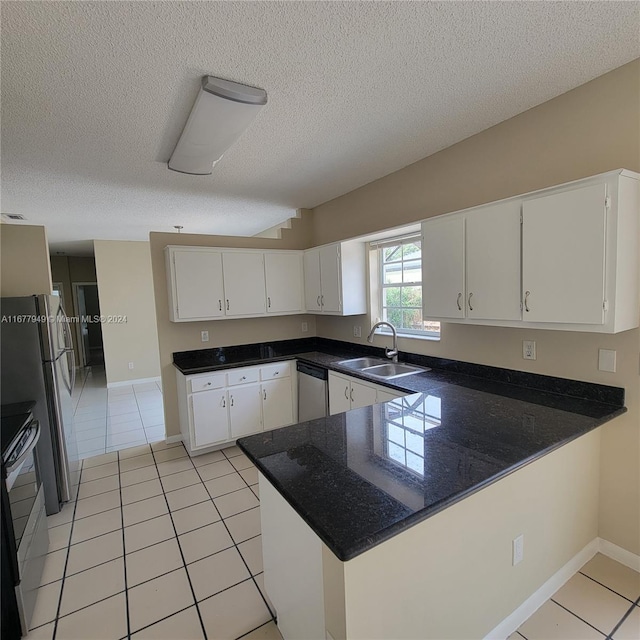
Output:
[
  {"xmin": 311, "ymin": 59, "xmax": 640, "ymax": 556},
  {"xmin": 336, "ymin": 429, "xmax": 601, "ymax": 639},
  {"xmin": 0, "ymin": 224, "xmax": 52, "ymax": 296},
  {"xmin": 149, "ymin": 212, "xmax": 315, "ymax": 436},
  {"xmin": 94, "ymin": 240, "xmax": 161, "ymax": 385}
]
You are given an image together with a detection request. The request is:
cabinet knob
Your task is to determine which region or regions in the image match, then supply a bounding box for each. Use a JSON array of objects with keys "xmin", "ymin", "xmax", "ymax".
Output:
[
  {"xmin": 263, "ymin": 389, "xmax": 267, "ymax": 400},
  {"xmin": 230, "ymin": 396, "xmax": 234, "ymax": 407},
  {"xmin": 241, "ymin": 376, "xmax": 246, "ymax": 380},
  {"xmin": 524, "ymin": 291, "xmax": 531, "ymax": 313},
  {"xmin": 274, "ymin": 371, "xmax": 279, "ymax": 376},
  {"xmin": 468, "ymin": 293, "xmax": 473, "ymax": 311},
  {"xmin": 268, "ymin": 297, "xmax": 271, "ymax": 308},
  {"xmin": 226, "ymin": 299, "xmax": 230, "ymax": 311},
  {"xmin": 456, "ymin": 293, "xmax": 462, "ymax": 311},
  {"xmin": 206, "ymin": 382, "xmax": 212, "ymax": 386},
  {"xmin": 219, "ymin": 300, "xmax": 222, "ymax": 311}
]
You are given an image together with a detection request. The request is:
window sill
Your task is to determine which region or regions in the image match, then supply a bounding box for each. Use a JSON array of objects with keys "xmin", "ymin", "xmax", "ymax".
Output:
[{"xmin": 376, "ymin": 330, "xmax": 440, "ymax": 342}]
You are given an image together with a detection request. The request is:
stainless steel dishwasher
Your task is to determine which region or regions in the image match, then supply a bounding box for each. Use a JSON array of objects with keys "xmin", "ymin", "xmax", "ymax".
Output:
[{"xmin": 296, "ymin": 362, "xmax": 329, "ymax": 421}]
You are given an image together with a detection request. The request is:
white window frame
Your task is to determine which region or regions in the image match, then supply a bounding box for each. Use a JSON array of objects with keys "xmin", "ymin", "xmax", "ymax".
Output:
[{"xmin": 374, "ymin": 235, "xmax": 440, "ymax": 339}]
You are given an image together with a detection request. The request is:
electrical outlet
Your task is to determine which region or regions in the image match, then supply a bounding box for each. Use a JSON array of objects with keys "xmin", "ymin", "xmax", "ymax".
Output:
[
  {"xmin": 523, "ymin": 340, "xmax": 536, "ymax": 360},
  {"xmin": 301, "ymin": 322, "xmax": 308, "ymax": 333},
  {"xmin": 598, "ymin": 349, "xmax": 616, "ymax": 372},
  {"xmin": 128, "ymin": 362, "xmax": 134, "ymax": 370},
  {"xmin": 353, "ymin": 325, "xmax": 362, "ymax": 338},
  {"xmin": 201, "ymin": 330, "xmax": 209, "ymax": 342},
  {"xmin": 512, "ymin": 534, "xmax": 524, "ymax": 565}
]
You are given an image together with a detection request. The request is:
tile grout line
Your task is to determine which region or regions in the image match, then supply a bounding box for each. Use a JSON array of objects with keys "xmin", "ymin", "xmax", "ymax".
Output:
[
  {"xmin": 191, "ymin": 454, "xmax": 276, "ymax": 623},
  {"xmin": 147, "ymin": 444, "xmax": 210, "ymax": 640},
  {"xmin": 115, "ymin": 450, "xmax": 132, "ymax": 640},
  {"xmin": 549, "ymin": 598, "xmax": 609, "ymax": 637},
  {"xmin": 578, "ymin": 570, "xmax": 639, "ymax": 605},
  {"xmin": 605, "ymin": 595, "xmax": 640, "ymax": 639},
  {"xmin": 50, "ymin": 458, "xmax": 83, "ymax": 640}
]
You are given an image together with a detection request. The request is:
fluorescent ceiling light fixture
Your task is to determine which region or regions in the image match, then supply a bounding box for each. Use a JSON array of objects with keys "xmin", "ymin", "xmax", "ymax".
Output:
[{"xmin": 168, "ymin": 76, "xmax": 267, "ymax": 175}]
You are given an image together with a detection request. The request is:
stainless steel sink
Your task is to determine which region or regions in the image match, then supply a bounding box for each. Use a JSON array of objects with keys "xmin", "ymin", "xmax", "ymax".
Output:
[
  {"xmin": 360, "ymin": 363, "xmax": 429, "ymax": 380},
  {"xmin": 337, "ymin": 357, "xmax": 388, "ymax": 370}
]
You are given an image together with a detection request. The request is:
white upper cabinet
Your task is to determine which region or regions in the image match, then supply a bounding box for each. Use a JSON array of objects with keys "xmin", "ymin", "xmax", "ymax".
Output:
[
  {"xmin": 169, "ymin": 249, "xmax": 225, "ymax": 320},
  {"xmin": 422, "ymin": 201, "xmax": 521, "ymax": 322},
  {"xmin": 264, "ymin": 252, "xmax": 304, "ymax": 314},
  {"xmin": 422, "ymin": 216, "xmax": 465, "ymax": 319},
  {"xmin": 466, "ymin": 200, "xmax": 522, "ymax": 321},
  {"xmin": 303, "ymin": 241, "xmax": 367, "ymax": 316},
  {"xmin": 421, "ymin": 169, "xmax": 639, "ymax": 333},
  {"xmin": 166, "ymin": 246, "xmax": 303, "ymax": 322},
  {"xmin": 522, "ymin": 183, "xmax": 606, "ymax": 325},
  {"xmin": 222, "ymin": 251, "xmax": 267, "ymax": 316}
]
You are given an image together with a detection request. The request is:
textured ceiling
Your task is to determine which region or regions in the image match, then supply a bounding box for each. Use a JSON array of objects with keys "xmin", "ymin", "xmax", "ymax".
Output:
[{"xmin": 2, "ymin": 1, "xmax": 639, "ymax": 253}]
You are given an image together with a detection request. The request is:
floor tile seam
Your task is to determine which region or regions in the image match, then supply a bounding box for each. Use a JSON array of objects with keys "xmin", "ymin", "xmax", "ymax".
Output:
[
  {"xmin": 208, "ymin": 483, "xmax": 258, "ymax": 501},
  {"xmin": 123, "ymin": 603, "xmax": 196, "ymax": 638},
  {"xmin": 63, "ymin": 550, "xmax": 125, "ymax": 581},
  {"xmin": 236, "ymin": 620, "xmax": 278, "ymax": 640},
  {"xmin": 515, "ymin": 632, "xmax": 528, "ymax": 640},
  {"xmin": 50, "ymin": 461, "xmax": 83, "ymax": 640},
  {"xmin": 116, "ymin": 450, "xmax": 132, "ymax": 640},
  {"xmin": 192, "ymin": 458, "xmax": 272, "ymax": 618},
  {"xmin": 577, "ymin": 570, "xmax": 640, "ymax": 605},
  {"xmin": 548, "ymin": 598, "xmax": 608, "ymax": 637},
  {"xmin": 605, "ymin": 598, "xmax": 640, "ymax": 639},
  {"xmin": 77, "ymin": 484, "xmax": 122, "ymax": 501},
  {"xmin": 148, "ymin": 445, "xmax": 209, "ymax": 640},
  {"xmin": 198, "ymin": 467, "xmax": 245, "ymax": 481},
  {"xmin": 222, "ymin": 449, "xmax": 245, "ymax": 460},
  {"xmin": 160, "ymin": 477, "xmax": 206, "ymax": 493},
  {"xmin": 216, "ymin": 502, "xmax": 262, "ymax": 521}
]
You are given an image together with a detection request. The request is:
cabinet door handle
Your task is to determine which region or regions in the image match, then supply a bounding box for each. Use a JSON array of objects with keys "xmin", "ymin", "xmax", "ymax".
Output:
[
  {"xmin": 468, "ymin": 293, "xmax": 473, "ymax": 311},
  {"xmin": 321, "ymin": 295, "xmax": 324, "ymax": 307},
  {"xmin": 456, "ymin": 293, "xmax": 462, "ymax": 311},
  {"xmin": 230, "ymin": 395, "xmax": 234, "ymax": 407},
  {"xmin": 219, "ymin": 300, "xmax": 222, "ymax": 311},
  {"xmin": 263, "ymin": 389, "xmax": 267, "ymax": 400},
  {"xmin": 350, "ymin": 388, "xmax": 354, "ymax": 402},
  {"xmin": 317, "ymin": 295, "xmax": 321, "ymax": 308},
  {"xmin": 221, "ymin": 396, "xmax": 226, "ymax": 408},
  {"xmin": 268, "ymin": 297, "xmax": 271, "ymax": 308},
  {"xmin": 524, "ymin": 291, "xmax": 530, "ymax": 313},
  {"xmin": 344, "ymin": 385, "xmax": 349, "ymax": 400},
  {"xmin": 206, "ymin": 382, "xmax": 212, "ymax": 386},
  {"xmin": 226, "ymin": 299, "xmax": 230, "ymax": 311}
]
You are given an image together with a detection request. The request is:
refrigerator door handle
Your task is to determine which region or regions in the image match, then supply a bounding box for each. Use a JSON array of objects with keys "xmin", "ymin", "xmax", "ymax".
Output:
[{"xmin": 59, "ymin": 306, "xmax": 76, "ymax": 393}]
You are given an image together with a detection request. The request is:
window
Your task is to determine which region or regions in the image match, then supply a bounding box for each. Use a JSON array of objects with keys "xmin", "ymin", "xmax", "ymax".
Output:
[{"xmin": 376, "ymin": 237, "xmax": 440, "ymax": 338}]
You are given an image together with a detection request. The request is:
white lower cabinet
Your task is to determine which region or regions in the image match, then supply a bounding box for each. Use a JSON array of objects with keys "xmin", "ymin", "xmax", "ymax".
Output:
[
  {"xmin": 229, "ymin": 384, "xmax": 263, "ymax": 438},
  {"xmin": 190, "ymin": 389, "xmax": 229, "ymax": 448},
  {"xmin": 177, "ymin": 361, "xmax": 297, "ymax": 455},
  {"xmin": 328, "ymin": 371, "xmax": 407, "ymax": 416}
]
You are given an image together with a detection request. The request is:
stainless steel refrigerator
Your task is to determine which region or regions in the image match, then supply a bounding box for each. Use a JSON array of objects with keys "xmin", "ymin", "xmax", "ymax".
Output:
[{"xmin": 1, "ymin": 295, "xmax": 80, "ymax": 513}]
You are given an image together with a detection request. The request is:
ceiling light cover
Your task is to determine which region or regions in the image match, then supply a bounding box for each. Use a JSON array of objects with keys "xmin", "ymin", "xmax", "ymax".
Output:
[{"xmin": 168, "ymin": 76, "xmax": 267, "ymax": 175}]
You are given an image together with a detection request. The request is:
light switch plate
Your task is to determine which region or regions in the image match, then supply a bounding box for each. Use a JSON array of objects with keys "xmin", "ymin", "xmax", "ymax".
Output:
[{"xmin": 598, "ymin": 349, "xmax": 616, "ymax": 372}]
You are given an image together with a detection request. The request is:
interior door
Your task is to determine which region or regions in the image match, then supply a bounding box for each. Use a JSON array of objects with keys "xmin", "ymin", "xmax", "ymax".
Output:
[
  {"xmin": 76, "ymin": 286, "xmax": 90, "ymax": 367},
  {"xmin": 522, "ymin": 183, "xmax": 607, "ymax": 324}
]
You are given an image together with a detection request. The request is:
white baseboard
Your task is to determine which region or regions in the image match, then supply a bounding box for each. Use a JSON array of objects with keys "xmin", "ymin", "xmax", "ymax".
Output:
[
  {"xmin": 107, "ymin": 376, "xmax": 161, "ymax": 389},
  {"xmin": 598, "ymin": 538, "xmax": 640, "ymax": 572},
  {"xmin": 164, "ymin": 434, "xmax": 183, "ymax": 445},
  {"xmin": 484, "ymin": 538, "xmax": 599, "ymax": 640}
]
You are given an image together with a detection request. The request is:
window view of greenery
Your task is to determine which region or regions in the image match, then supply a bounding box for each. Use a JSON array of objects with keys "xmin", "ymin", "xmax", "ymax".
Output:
[{"xmin": 380, "ymin": 240, "xmax": 440, "ymax": 337}]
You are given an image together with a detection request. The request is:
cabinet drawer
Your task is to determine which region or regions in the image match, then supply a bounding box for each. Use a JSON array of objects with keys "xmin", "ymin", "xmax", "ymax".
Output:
[
  {"xmin": 260, "ymin": 362, "xmax": 292, "ymax": 381},
  {"xmin": 227, "ymin": 367, "xmax": 260, "ymax": 386},
  {"xmin": 188, "ymin": 373, "xmax": 226, "ymax": 393}
]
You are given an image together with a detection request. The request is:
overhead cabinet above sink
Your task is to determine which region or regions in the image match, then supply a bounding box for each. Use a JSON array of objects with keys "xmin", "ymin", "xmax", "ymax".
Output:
[{"xmin": 422, "ymin": 169, "xmax": 639, "ymax": 333}]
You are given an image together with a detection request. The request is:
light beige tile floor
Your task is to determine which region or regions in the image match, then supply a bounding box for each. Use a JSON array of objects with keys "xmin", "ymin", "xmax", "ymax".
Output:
[
  {"xmin": 27, "ymin": 441, "xmax": 279, "ymax": 640},
  {"xmin": 512, "ymin": 552, "xmax": 640, "ymax": 640},
  {"xmin": 27, "ymin": 438, "xmax": 640, "ymax": 640}
]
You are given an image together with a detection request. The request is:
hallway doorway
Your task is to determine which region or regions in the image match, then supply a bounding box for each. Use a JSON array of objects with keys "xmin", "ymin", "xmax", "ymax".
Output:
[{"xmin": 72, "ymin": 282, "xmax": 104, "ymax": 366}]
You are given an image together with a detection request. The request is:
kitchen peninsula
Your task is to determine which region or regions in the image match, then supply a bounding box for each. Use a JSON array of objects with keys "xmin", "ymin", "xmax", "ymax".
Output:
[{"xmin": 219, "ymin": 340, "xmax": 627, "ymax": 640}]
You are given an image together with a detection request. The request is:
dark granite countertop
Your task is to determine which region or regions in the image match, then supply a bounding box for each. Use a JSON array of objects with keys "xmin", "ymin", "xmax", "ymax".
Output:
[
  {"xmin": 174, "ymin": 338, "xmax": 625, "ymax": 561},
  {"xmin": 238, "ymin": 384, "xmax": 624, "ymax": 561}
]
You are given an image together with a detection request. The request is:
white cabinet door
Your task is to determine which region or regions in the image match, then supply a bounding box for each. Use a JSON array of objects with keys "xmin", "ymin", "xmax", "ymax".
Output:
[
  {"xmin": 173, "ymin": 250, "xmax": 224, "ymax": 320},
  {"xmin": 319, "ymin": 245, "xmax": 341, "ymax": 313},
  {"xmin": 422, "ymin": 216, "xmax": 465, "ymax": 319},
  {"xmin": 466, "ymin": 201, "xmax": 522, "ymax": 321},
  {"xmin": 265, "ymin": 253, "xmax": 304, "ymax": 314},
  {"xmin": 222, "ymin": 252, "xmax": 267, "ymax": 316},
  {"xmin": 303, "ymin": 249, "xmax": 322, "ymax": 312},
  {"xmin": 262, "ymin": 378, "xmax": 294, "ymax": 431},
  {"xmin": 328, "ymin": 372, "xmax": 351, "ymax": 415},
  {"xmin": 229, "ymin": 384, "xmax": 263, "ymax": 438},
  {"xmin": 190, "ymin": 390, "xmax": 229, "ymax": 448},
  {"xmin": 522, "ymin": 183, "xmax": 607, "ymax": 324},
  {"xmin": 349, "ymin": 379, "xmax": 378, "ymax": 410},
  {"xmin": 376, "ymin": 388, "xmax": 405, "ymax": 403}
]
